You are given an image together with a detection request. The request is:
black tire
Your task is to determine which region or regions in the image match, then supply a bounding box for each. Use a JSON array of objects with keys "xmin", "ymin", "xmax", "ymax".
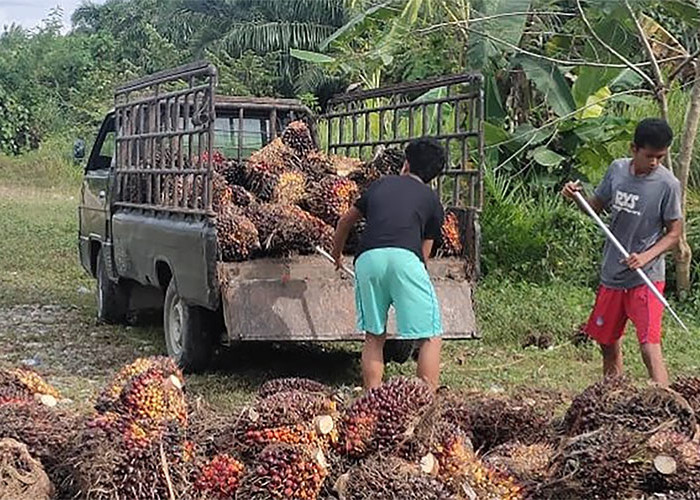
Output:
[
  {"xmin": 383, "ymin": 339, "xmax": 416, "ymax": 364},
  {"xmin": 96, "ymin": 248, "xmax": 128, "ymax": 324},
  {"xmin": 163, "ymin": 280, "xmax": 212, "ymax": 373}
]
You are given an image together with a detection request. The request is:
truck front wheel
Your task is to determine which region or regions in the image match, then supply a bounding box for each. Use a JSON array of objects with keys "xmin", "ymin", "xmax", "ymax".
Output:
[
  {"xmin": 163, "ymin": 280, "xmax": 212, "ymax": 373},
  {"xmin": 96, "ymin": 248, "xmax": 128, "ymax": 324}
]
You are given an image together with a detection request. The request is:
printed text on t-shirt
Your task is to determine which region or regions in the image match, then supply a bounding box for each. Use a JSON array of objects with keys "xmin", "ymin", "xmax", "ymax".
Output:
[{"xmin": 613, "ymin": 190, "xmax": 641, "ymax": 216}]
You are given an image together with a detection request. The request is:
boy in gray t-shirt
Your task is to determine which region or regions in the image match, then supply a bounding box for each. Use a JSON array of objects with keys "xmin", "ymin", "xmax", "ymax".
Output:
[{"xmin": 562, "ymin": 118, "xmax": 682, "ymax": 387}]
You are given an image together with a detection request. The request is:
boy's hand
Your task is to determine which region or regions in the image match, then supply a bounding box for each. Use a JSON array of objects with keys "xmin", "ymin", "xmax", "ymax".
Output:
[
  {"xmin": 625, "ymin": 251, "xmax": 651, "ymax": 270},
  {"xmin": 561, "ymin": 180, "xmax": 582, "ymax": 200}
]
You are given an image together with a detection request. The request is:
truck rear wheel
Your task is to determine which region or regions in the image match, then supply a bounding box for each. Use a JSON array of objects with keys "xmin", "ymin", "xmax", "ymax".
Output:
[
  {"xmin": 163, "ymin": 280, "xmax": 212, "ymax": 373},
  {"xmin": 384, "ymin": 339, "xmax": 415, "ymax": 364},
  {"xmin": 96, "ymin": 248, "xmax": 128, "ymax": 324}
]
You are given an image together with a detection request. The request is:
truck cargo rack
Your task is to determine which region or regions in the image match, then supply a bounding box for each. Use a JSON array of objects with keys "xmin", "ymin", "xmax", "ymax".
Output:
[
  {"xmin": 320, "ymin": 73, "xmax": 485, "ymax": 276},
  {"xmin": 114, "ymin": 61, "xmax": 218, "ymax": 216}
]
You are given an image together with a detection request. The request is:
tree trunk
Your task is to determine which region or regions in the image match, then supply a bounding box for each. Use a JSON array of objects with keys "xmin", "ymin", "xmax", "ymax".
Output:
[
  {"xmin": 658, "ymin": 90, "xmax": 674, "ymax": 173},
  {"xmin": 674, "ymin": 62, "xmax": 700, "ymax": 295}
]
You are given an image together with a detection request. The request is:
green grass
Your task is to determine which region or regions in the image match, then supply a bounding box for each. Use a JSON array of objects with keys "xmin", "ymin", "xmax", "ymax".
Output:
[{"xmin": 2, "ymin": 152, "xmax": 700, "ymax": 412}]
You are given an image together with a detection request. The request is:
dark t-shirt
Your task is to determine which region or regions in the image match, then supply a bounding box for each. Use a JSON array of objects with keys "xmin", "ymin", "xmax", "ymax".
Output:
[{"xmin": 354, "ymin": 175, "xmax": 444, "ymax": 262}]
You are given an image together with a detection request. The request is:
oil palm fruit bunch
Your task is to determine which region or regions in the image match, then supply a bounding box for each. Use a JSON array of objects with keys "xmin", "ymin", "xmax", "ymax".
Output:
[
  {"xmin": 242, "ymin": 390, "xmax": 338, "ymax": 431},
  {"xmin": 217, "ymin": 205, "xmax": 261, "ymax": 262},
  {"xmin": 440, "ymin": 212, "xmax": 462, "ymax": 256},
  {"xmin": 307, "ymin": 176, "xmax": 359, "ymax": 227},
  {"xmin": 281, "ymin": 120, "xmax": 315, "ymax": 155},
  {"xmin": 247, "ymin": 203, "xmax": 333, "ymax": 254},
  {"xmin": 0, "ymin": 367, "xmax": 60, "ymax": 406},
  {"xmin": 0, "ymin": 400, "xmax": 80, "ymax": 489},
  {"xmin": 368, "ymin": 147, "xmax": 405, "ymax": 176},
  {"xmin": 346, "ymin": 165, "xmax": 382, "ymax": 193},
  {"xmin": 563, "ymin": 378, "xmax": 696, "ymax": 438},
  {"xmin": 641, "ymin": 430, "xmax": 700, "ymax": 494},
  {"xmin": 546, "ymin": 425, "xmax": 643, "ymax": 500},
  {"xmin": 95, "ymin": 356, "xmax": 179, "ymax": 415},
  {"xmin": 336, "ymin": 455, "xmax": 457, "ymax": 500},
  {"xmin": 301, "ymin": 151, "xmax": 337, "ymax": 181},
  {"xmin": 194, "ymin": 453, "xmax": 245, "ymax": 499},
  {"xmin": 212, "ymin": 170, "xmax": 234, "ymax": 213},
  {"xmin": 250, "ymin": 137, "xmax": 303, "ymax": 173},
  {"xmin": 198, "ymin": 149, "xmax": 226, "ymax": 170},
  {"xmin": 257, "ymin": 378, "xmax": 331, "ymax": 399},
  {"xmin": 339, "ymin": 377, "xmax": 434, "ymax": 458},
  {"xmin": 219, "ymin": 159, "xmax": 249, "ymax": 187},
  {"xmin": 230, "ymin": 185, "xmax": 256, "ymax": 208},
  {"xmin": 242, "ymin": 421, "xmax": 336, "ymax": 454},
  {"xmin": 465, "ymin": 391, "xmax": 553, "ymax": 452},
  {"xmin": 237, "ymin": 444, "xmax": 328, "ymax": 500},
  {"xmin": 484, "ymin": 441, "xmax": 555, "ymax": 484},
  {"xmin": 273, "ymin": 170, "xmax": 307, "ymax": 205},
  {"xmin": 671, "ymin": 376, "xmax": 700, "ymax": 413}
]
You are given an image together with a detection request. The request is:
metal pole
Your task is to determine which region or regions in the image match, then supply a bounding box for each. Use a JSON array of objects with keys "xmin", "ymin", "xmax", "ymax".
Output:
[
  {"xmin": 573, "ymin": 191, "xmax": 688, "ymax": 332},
  {"xmin": 315, "ymin": 246, "xmax": 355, "ymax": 279}
]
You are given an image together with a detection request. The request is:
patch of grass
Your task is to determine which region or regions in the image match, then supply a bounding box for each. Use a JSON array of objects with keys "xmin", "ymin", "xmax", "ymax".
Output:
[
  {"xmin": 0, "ymin": 137, "xmax": 83, "ymax": 190},
  {"xmin": 0, "ymin": 184, "xmax": 93, "ymax": 308}
]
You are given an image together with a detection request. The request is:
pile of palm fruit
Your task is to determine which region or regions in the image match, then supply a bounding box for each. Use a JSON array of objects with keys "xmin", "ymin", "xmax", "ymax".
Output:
[
  {"xmin": 208, "ymin": 120, "xmax": 464, "ymax": 261},
  {"xmin": 3, "ymin": 358, "xmax": 700, "ymax": 499}
]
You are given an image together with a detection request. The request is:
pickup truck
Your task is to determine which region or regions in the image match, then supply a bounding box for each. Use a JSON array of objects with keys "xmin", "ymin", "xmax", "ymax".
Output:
[{"xmin": 78, "ymin": 61, "xmax": 483, "ymax": 372}]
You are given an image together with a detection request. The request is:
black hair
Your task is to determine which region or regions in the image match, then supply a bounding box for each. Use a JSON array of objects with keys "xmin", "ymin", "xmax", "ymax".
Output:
[
  {"xmin": 404, "ymin": 138, "xmax": 446, "ymax": 183},
  {"xmin": 633, "ymin": 118, "xmax": 673, "ymax": 150}
]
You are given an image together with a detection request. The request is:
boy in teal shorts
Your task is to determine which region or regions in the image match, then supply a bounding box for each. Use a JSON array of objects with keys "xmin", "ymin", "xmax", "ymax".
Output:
[{"xmin": 331, "ymin": 139, "xmax": 446, "ymax": 389}]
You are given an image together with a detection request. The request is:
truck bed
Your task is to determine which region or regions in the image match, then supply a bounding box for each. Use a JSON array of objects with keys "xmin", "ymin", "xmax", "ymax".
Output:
[{"xmin": 218, "ymin": 256, "xmax": 477, "ymax": 341}]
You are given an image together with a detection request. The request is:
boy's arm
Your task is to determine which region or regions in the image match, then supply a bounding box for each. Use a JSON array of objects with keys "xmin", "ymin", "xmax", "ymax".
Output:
[
  {"xmin": 422, "ymin": 239, "xmax": 434, "ymax": 262},
  {"xmin": 331, "ymin": 207, "xmax": 362, "ymax": 269},
  {"xmin": 626, "ymin": 219, "xmax": 682, "ymax": 270}
]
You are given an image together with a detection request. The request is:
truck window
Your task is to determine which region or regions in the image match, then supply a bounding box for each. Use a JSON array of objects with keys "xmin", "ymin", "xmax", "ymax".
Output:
[
  {"xmin": 87, "ymin": 115, "xmax": 116, "ymax": 171},
  {"xmin": 213, "ymin": 116, "xmax": 270, "ymax": 159}
]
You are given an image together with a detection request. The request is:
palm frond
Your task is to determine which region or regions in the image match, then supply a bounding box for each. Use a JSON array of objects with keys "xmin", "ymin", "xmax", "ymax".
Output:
[{"xmin": 219, "ymin": 22, "xmax": 336, "ymax": 55}]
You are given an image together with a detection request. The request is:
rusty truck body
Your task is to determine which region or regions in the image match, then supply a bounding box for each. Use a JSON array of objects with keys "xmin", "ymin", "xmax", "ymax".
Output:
[{"xmin": 78, "ymin": 61, "xmax": 484, "ymax": 372}]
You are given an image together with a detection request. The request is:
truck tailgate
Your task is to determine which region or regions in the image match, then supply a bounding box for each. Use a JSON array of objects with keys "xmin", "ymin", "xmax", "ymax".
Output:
[{"xmin": 218, "ymin": 256, "xmax": 477, "ymax": 341}]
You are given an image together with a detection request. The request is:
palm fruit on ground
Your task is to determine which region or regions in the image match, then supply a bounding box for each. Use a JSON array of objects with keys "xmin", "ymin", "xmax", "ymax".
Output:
[
  {"xmin": 637, "ymin": 430, "xmax": 700, "ymax": 494},
  {"xmin": 95, "ymin": 356, "xmax": 180, "ymax": 415},
  {"xmin": 484, "ymin": 441, "xmax": 555, "ymax": 484},
  {"xmin": 281, "ymin": 120, "xmax": 315, "ymax": 155},
  {"xmin": 273, "ymin": 170, "xmax": 307, "ymax": 205},
  {"xmin": 217, "ymin": 205, "xmax": 260, "ymax": 262},
  {"xmin": 194, "ymin": 453, "xmax": 245, "ymax": 499},
  {"xmin": 0, "ymin": 367, "xmax": 61, "ymax": 406},
  {"xmin": 246, "ymin": 203, "xmax": 333, "ymax": 255},
  {"xmin": 544, "ymin": 425, "xmax": 644, "ymax": 500},
  {"xmin": 671, "ymin": 376, "xmax": 700, "ymax": 413},
  {"xmin": 307, "ymin": 175, "xmax": 360, "ymax": 227},
  {"xmin": 257, "ymin": 378, "xmax": 331, "ymax": 399},
  {"xmin": 440, "ymin": 211, "xmax": 463, "ymax": 256},
  {"xmin": 0, "ymin": 438, "xmax": 54, "ymax": 500},
  {"xmin": 563, "ymin": 377, "xmax": 696, "ymax": 438},
  {"xmin": 212, "ymin": 170, "xmax": 234, "ymax": 213},
  {"xmin": 301, "ymin": 151, "xmax": 337, "ymax": 181},
  {"xmin": 237, "ymin": 443, "xmax": 328, "ymax": 500},
  {"xmin": 0, "ymin": 401, "xmax": 80, "ymax": 492},
  {"xmin": 69, "ymin": 421, "xmax": 192, "ymax": 500},
  {"xmin": 339, "ymin": 377, "xmax": 434, "ymax": 458},
  {"xmin": 337, "ymin": 455, "xmax": 457, "ymax": 500},
  {"xmin": 464, "ymin": 391, "xmax": 554, "ymax": 452},
  {"xmin": 242, "ymin": 390, "xmax": 338, "ymax": 431}
]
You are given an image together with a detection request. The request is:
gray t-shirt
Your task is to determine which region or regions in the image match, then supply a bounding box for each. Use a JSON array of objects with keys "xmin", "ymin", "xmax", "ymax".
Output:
[{"xmin": 594, "ymin": 158, "xmax": 682, "ymax": 289}]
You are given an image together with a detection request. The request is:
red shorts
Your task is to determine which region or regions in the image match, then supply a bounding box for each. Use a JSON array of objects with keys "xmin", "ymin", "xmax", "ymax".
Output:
[{"xmin": 584, "ymin": 282, "xmax": 665, "ymax": 345}]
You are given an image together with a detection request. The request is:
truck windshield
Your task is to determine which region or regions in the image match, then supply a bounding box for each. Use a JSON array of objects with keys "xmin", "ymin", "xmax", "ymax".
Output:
[{"xmin": 213, "ymin": 116, "xmax": 270, "ymax": 159}]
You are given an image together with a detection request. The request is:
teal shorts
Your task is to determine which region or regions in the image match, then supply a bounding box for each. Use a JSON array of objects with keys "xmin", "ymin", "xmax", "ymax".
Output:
[{"xmin": 354, "ymin": 247, "xmax": 442, "ymax": 339}]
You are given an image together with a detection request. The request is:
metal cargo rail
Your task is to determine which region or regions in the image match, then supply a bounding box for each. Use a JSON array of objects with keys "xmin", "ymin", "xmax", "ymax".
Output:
[{"xmin": 113, "ymin": 61, "xmax": 218, "ymax": 216}]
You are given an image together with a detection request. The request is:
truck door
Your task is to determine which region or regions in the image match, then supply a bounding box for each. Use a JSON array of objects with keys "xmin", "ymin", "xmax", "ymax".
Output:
[{"xmin": 79, "ymin": 113, "xmax": 116, "ymax": 275}]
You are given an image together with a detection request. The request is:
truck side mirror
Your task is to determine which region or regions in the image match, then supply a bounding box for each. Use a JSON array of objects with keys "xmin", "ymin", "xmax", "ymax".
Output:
[{"xmin": 73, "ymin": 138, "xmax": 86, "ymax": 162}]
